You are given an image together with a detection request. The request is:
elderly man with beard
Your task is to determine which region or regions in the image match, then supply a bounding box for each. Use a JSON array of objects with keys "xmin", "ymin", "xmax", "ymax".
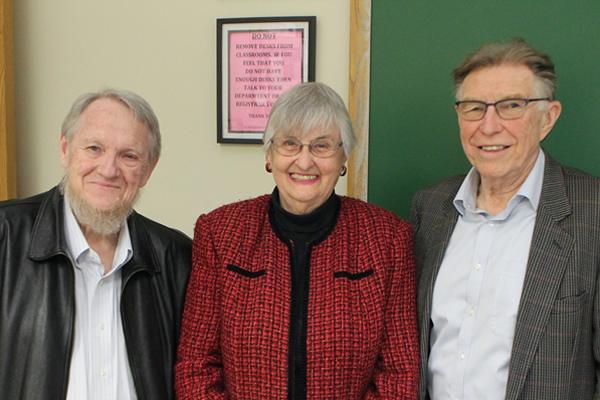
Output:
[{"xmin": 0, "ymin": 89, "xmax": 191, "ymax": 400}]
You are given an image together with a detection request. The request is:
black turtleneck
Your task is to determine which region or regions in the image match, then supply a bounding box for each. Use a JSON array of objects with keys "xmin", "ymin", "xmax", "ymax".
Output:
[{"xmin": 268, "ymin": 188, "xmax": 340, "ymax": 400}]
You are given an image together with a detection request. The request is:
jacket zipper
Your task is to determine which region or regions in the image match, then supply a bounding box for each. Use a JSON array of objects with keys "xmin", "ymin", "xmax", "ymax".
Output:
[
  {"xmin": 59, "ymin": 251, "xmax": 78, "ymax": 400},
  {"xmin": 120, "ymin": 266, "xmax": 147, "ymax": 399}
]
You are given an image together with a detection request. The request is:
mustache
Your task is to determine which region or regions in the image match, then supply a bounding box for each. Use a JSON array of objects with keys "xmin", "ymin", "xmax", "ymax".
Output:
[{"xmin": 60, "ymin": 175, "xmax": 137, "ymax": 236}]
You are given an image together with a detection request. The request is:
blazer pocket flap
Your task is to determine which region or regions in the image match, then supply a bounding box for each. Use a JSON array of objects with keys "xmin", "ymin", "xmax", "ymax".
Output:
[
  {"xmin": 226, "ymin": 264, "xmax": 266, "ymax": 278},
  {"xmin": 551, "ymin": 291, "xmax": 587, "ymax": 314},
  {"xmin": 334, "ymin": 268, "xmax": 374, "ymax": 281}
]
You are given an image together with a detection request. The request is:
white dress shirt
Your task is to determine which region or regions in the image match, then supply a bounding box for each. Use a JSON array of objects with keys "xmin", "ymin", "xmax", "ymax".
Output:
[
  {"xmin": 428, "ymin": 150, "xmax": 545, "ymax": 400},
  {"xmin": 63, "ymin": 198, "xmax": 137, "ymax": 400}
]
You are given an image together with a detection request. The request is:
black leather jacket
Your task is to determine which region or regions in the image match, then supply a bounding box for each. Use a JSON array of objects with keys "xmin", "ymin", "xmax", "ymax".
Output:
[{"xmin": 0, "ymin": 187, "xmax": 191, "ymax": 399}]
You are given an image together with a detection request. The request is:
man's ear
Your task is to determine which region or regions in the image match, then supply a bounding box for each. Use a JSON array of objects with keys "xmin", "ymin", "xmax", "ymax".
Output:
[
  {"xmin": 539, "ymin": 100, "xmax": 562, "ymax": 141},
  {"xmin": 59, "ymin": 134, "xmax": 69, "ymax": 168}
]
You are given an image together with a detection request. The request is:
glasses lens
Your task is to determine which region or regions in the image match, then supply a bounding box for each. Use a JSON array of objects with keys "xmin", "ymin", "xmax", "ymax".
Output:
[
  {"xmin": 272, "ymin": 137, "xmax": 341, "ymax": 157},
  {"xmin": 274, "ymin": 138, "xmax": 301, "ymax": 156},
  {"xmin": 457, "ymin": 101, "xmax": 486, "ymax": 121},
  {"xmin": 496, "ymin": 99, "xmax": 527, "ymax": 119},
  {"xmin": 310, "ymin": 138, "xmax": 337, "ymax": 157}
]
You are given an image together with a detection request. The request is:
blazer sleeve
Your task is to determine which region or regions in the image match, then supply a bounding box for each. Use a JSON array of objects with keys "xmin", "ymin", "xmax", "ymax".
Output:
[
  {"xmin": 409, "ymin": 191, "xmax": 421, "ymax": 235},
  {"xmin": 175, "ymin": 215, "xmax": 226, "ymax": 399},
  {"xmin": 364, "ymin": 221, "xmax": 420, "ymax": 399},
  {"xmin": 594, "ymin": 270, "xmax": 600, "ymax": 397}
]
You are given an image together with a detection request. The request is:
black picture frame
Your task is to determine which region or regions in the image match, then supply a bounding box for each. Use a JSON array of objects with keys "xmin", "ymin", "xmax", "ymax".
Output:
[{"xmin": 217, "ymin": 16, "xmax": 316, "ymax": 144}]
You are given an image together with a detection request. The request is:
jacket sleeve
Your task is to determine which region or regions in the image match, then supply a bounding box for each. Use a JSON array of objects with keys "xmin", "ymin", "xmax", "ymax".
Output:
[
  {"xmin": 409, "ymin": 192, "xmax": 421, "ymax": 236},
  {"xmin": 175, "ymin": 215, "xmax": 227, "ymax": 399},
  {"xmin": 364, "ymin": 221, "xmax": 420, "ymax": 399},
  {"xmin": 594, "ymin": 265, "xmax": 600, "ymax": 398}
]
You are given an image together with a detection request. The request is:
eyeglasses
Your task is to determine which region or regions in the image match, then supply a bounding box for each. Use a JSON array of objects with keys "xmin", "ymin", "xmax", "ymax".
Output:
[
  {"xmin": 270, "ymin": 137, "xmax": 343, "ymax": 158},
  {"xmin": 455, "ymin": 98, "xmax": 550, "ymax": 121}
]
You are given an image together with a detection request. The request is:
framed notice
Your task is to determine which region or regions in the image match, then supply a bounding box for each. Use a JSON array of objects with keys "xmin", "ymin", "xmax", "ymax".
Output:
[{"xmin": 217, "ymin": 16, "xmax": 316, "ymax": 144}]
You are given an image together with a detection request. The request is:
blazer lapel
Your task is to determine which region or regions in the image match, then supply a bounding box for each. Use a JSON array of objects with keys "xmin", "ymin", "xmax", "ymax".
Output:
[
  {"xmin": 419, "ymin": 197, "xmax": 458, "ymax": 323},
  {"xmin": 418, "ymin": 193, "xmax": 459, "ymax": 400},
  {"xmin": 504, "ymin": 155, "xmax": 574, "ymax": 400}
]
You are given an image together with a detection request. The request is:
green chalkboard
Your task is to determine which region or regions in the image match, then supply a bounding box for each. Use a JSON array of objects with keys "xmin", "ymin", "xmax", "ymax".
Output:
[{"xmin": 369, "ymin": 1, "xmax": 600, "ymax": 218}]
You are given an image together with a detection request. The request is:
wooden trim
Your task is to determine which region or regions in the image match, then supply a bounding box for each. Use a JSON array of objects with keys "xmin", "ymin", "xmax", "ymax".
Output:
[
  {"xmin": 0, "ymin": 0, "xmax": 16, "ymax": 200},
  {"xmin": 347, "ymin": 0, "xmax": 371, "ymax": 200}
]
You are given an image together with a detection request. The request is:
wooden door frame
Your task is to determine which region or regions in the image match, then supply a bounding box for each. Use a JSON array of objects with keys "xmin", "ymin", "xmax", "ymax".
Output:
[
  {"xmin": 347, "ymin": 0, "xmax": 370, "ymax": 200},
  {"xmin": 0, "ymin": 0, "xmax": 16, "ymax": 200}
]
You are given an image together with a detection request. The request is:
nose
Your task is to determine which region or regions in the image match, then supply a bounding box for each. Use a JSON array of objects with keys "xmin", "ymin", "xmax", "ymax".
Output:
[
  {"xmin": 294, "ymin": 145, "xmax": 316, "ymax": 170},
  {"xmin": 97, "ymin": 152, "xmax": 120, "ymax": 178},
  {"xmin": 479, "ymin": 105, "xmax": 503, "ymax": 135}
]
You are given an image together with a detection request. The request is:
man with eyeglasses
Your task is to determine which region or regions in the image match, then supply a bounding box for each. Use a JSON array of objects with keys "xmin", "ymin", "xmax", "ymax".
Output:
[{"xmin": 411, "ymin": 38, "xmax": 600, "ymax": 400}]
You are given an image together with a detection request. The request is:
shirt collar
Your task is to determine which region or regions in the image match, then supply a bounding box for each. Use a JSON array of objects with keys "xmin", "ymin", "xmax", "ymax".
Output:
[
  {"xmin": 63, "ymin": 197, "xmax": 133, "ymax": 275},
  {"xmin": 453, "ymin": 149, "xmax": 545, "ymax": 217}
]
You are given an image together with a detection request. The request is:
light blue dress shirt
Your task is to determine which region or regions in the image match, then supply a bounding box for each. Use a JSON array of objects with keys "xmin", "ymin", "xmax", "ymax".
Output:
[
  {"xmin": 63, "ymin": 198, "xmax": 137, "ymax": 400},
  {"xmin": 428, "ymin": 150, "xmax": 545, "ymax": 400}
]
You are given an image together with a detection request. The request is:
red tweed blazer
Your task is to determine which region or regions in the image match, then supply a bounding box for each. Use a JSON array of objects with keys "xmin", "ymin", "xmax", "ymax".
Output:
[{"xmin": 176, "ymin": 194, "xmax": 419, "ymax": 399}]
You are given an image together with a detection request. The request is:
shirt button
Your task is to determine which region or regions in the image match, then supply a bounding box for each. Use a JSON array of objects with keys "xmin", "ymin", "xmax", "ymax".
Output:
[
  {"xmin": 468, "ymin": 308, "xmax": 475, "ymax": 316},
  {"xmin": 100, "ymin": 370, "xmax": 107, "ymax": 377},
  {"xmin": 474, "ymin": 263, "xmax": 481, "ymax": 271},
  {"xmin": 99, "ymin": 323, "xmax": 105, "ymax": 331},
  {"xmin": 459, "ymin": 353, "xmax": 465, "ymax": 360}
]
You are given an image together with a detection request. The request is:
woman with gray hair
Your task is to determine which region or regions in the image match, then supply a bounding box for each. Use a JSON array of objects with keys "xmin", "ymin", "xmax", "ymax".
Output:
[{"xmin": 176, "ymin": 82, "xmax": 419, "ymax": 399}]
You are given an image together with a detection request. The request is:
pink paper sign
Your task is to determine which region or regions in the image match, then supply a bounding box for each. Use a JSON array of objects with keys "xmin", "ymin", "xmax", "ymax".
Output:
[{"xmin": 228, "ymin": 29, "xmax": 305, "ymax": 133}]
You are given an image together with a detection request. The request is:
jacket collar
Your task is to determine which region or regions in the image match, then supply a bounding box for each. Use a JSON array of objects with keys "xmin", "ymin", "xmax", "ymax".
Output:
[
  {"xmin": 28, "ymin": 186, "xmax": 70, "ymax": 261},
  {"xmin": 28, "ymin": 186, "xmax": 160, "ymax": 277},
  {"xmin": 435, "ymin": 150, "xmax": 569, "ymax": 224},
  {"xmin": 124, "ymin": 210, "xmax": 161, "ymax": 278},
  {"xmin": 535, "ymin": 151, "xmax": 571, "ymax": 222}
]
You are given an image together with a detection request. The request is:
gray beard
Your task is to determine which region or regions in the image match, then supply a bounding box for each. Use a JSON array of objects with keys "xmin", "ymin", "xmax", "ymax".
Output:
[{"xmin": 60, "ymin": 177, "xmax": 136, "ymax": 236}]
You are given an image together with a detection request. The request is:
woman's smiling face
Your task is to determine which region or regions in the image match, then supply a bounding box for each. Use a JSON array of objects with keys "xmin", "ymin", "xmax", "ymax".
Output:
[{"xmin": 266, "ymin": 127, "xmax": 346, "ymax": 215}]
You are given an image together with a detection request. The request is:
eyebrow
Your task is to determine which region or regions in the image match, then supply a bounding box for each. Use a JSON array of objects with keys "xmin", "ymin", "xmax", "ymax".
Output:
[
  {"xmin": 459, "ymin": 94, "xmax": 528, "ymax": 102},
  {"xmin": 282, "ymin": 134, "xmax": 336, "ymax": 141}
]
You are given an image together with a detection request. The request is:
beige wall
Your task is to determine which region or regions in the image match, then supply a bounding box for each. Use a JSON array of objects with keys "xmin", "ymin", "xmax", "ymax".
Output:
[{"xmin": 13, "ymin": 0, "xmax": 349, "ymax": 236}]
